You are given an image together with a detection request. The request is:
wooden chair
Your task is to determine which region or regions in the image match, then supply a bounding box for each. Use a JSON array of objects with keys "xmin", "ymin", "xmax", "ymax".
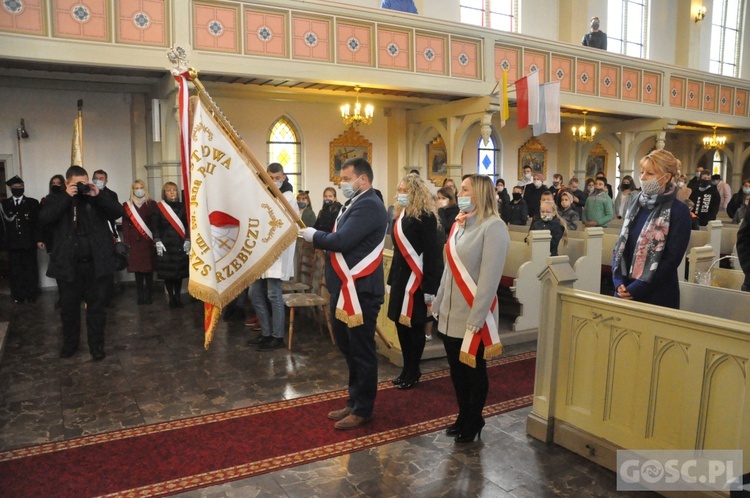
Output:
[
  {"xmin": 281, "ymin": 239, "xmax": 312, "ymax": 293},
  {"xmin": 282, "ymin": 248, "xmax": 335, "ymax": 350}
]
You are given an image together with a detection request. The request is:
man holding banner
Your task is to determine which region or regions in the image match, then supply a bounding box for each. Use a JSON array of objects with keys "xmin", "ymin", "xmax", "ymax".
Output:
[{"xmin": 301, "ymin": 158, "xmax": 388, "ymax": 430}]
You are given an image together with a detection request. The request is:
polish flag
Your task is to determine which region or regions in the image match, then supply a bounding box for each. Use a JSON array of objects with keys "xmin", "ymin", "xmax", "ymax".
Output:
[{"xmin": 516, "ymin": 71, "xmax": 540, "ymax": 129}]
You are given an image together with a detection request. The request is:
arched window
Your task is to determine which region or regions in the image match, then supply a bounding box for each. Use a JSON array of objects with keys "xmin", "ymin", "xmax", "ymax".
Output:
[
  {"xmin": 477, "ymin": 136, "xmax": 500, "ymax": 181},
  {"xmin": 712, "ymin": 151, "xmax": 723, "ymax": 176},
  {"xmin": 267, "ymin": 117, "xmax": 301, "ymax": 193}
]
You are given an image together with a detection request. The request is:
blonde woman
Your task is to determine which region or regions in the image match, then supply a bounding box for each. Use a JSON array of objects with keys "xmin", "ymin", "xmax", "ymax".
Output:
[
  {"xmin": 433, "ymin": 174, "xmax": 510, "ymax": 443},
  {"xmin": 152, "ymin": 182, "xmax": 189, "ymax": 308},
  {"xmin": 122, "ymin": 180, "xmax": 157, "ymax": 304},
  {"xmin": 529, "ymin": 200, "xmax": 567, "ymax": 256},
  {"xmin": 612, "ymin": 149, "xmax": 691, "ymax": 308},
  {"xmin": 387, "ymin": 175, "xmax": 444, "ymax": 390}
]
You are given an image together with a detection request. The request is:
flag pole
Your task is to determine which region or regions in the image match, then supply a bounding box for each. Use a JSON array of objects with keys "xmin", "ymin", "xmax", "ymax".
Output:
[
  {"xmin": 77, "ymin": 99, "xmax": 84, "ymax": 168},
  {"xmin": 186, "ymin": 68, "xmax": 306, "ymax": 229}
]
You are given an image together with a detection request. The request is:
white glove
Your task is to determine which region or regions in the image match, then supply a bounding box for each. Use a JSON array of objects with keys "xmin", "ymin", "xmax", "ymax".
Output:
[
  {"xmin": 301, "ymin": 227, "xmax": 317, "ymax": 243},
  {"xmin": 424, "ymin": 294, "xmax": 435, "ymax": 305},
  {"xmin": 386, "ymin": 285, "xmax": 391, "ymax": 294},
  {"xmin": 467, "ymin": 324, "xmax": 481, "ymax": 334},
  {"xmin": 155, "ymin": 241, "xmax": 166, "ymax": 257},
  {"xmin": 183, "ymin": 240, "xmax": 191, "ymax": 254}
]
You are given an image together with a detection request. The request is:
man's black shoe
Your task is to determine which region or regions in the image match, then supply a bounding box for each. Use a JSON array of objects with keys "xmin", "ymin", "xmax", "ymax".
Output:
[
  {"xmin": 247, "ymin": 335, "xmax": 271, "ymax": 346},
  {"xmin": 59, "ymin": 348, "xmax": 77, "ymax": 358},
  {"xmin": 92, "ymin": 349, "xmax": 106, "ymax": 361},
  {"xmin": 258, "ymin": 337, "xmax": 285, "ymax": 351}
]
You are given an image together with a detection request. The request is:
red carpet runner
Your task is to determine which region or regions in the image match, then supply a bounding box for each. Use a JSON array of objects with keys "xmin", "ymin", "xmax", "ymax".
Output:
[{"xmin": 0, "ymin": 351, "xmax": 535, "ymax": 497}]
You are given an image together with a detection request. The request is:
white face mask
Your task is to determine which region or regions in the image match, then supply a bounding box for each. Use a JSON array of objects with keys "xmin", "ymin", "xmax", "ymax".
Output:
[
  {"xmin": 397, "ymin": 193, "xmax": 408, "ymax": 207},
  {"xmin": 677, "ymin": 181, "xmax": 685, "ymax": 188},
  {"xmin": 541, "ymin": 214, "xmax": 553, "ymax": 222},
  {"xmin": 533, "ymin": 180, "xmax": 543, "ymax": 188},
  {"xmin": 274, "ymin": 181, "xmax": 283, "ymax": 189},
  {"xmin": 133, "ymin": 188, "xmax": 145, "ymax": 198},
  {"xmin": 437, "ymin": 199, "xmax": 448, "ymax": 208},
  {"xmin": 641, "ymin": 173, "xmax": 669, "ymax": 196},
  {"xmin": 93, "ymin": 179, "xmax": 105, "ymax": 189},
  {"xmin": 340, "ymin": 176, "xmax": 362, "ymax": 199},
  {"xmin": 496, "ymin": 186, "xmax": 504, "ymax": 193},
  {"xmin": 524, "ymin": 173, "xmax": 532, "ymax": 180},
  {"xmin": 457, "ymin": 196, "xmax": 475, "ymax": 213}
]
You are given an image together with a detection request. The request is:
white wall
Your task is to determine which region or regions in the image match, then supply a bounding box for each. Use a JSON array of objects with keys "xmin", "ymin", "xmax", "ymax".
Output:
[{"xmin": 0, "ymin": 87, "xmax": 134, "ymax": 200}]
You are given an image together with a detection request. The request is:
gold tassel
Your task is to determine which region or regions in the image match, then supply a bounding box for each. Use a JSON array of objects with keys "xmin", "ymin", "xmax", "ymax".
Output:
[
  {"xmin": 398, "ymin": 314, "xmax": 412, "ymax": 327},
  {"xmin": 484, "ymin": 342, "xmax": 504, "ymax": 359},
  {"xmin": 459, "ymin": 350, "xmax": 477, "ymax": 368}
]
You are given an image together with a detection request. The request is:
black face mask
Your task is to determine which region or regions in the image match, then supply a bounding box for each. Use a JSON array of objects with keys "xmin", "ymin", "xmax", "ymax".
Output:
[
  {"xmin": 50, "ymin": 185, "xmax": 63, "ymax": 193},
  {"xmin": 700, "ymin": 179, "xmax": 711, "ymax": 187},
  {"xmin": 512, "ymin": 192, "xmax": 522, "ymax": 201},
  {"xmin": 11, "ymin": 187, "xmax": 24, "ymax": 197},
  {"xmin": 621, "ymin": 182, "xmax": 631, "ymax": 189},
  {"xmin": 323, "ymin": 199, "xmax": 333, "ymax": 206}
]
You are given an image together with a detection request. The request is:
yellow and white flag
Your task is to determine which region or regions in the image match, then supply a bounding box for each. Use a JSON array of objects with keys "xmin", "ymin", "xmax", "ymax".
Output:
[
  {"xmin": 186, "ymin": 94, "xmax": 299, "ymax": 347},
  {"xmin": 71, "ymin": 116, "xmax": 83, "ymax": 167}
]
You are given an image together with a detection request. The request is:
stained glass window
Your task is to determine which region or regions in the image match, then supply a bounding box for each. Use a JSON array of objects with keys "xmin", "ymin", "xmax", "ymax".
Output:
[
  {"xmin": 267, "ymin": 117, "xmax": 301, "ymax": 193},
  {"xmin": 477, "ymin": 136, "xmax": 499, "ymax": 180}
]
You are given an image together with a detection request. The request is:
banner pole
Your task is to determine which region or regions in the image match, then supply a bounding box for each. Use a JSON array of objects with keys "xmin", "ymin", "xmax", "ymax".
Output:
[
  {"xmin": 77, "ymin": 99, "xmax": 84, "ymax": 168},
  {"xmin": 187, "ymin": 69, "xmax": 306, "ymax": 229}
]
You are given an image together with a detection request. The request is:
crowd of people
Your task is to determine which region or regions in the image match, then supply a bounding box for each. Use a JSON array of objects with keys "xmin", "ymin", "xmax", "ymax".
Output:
[{"xmin": 2, "ymin": 151, "xmax": 748, "ymax": 438}]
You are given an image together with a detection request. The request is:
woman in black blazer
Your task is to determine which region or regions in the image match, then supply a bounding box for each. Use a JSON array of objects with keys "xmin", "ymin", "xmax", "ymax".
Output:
[{"xmin": 387, "ymin": 174, "xmax": 444, "ymax": 389}]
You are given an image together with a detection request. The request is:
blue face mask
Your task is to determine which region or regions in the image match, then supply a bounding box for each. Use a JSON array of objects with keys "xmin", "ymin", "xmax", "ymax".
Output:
[
  {"xmin": 340, "ymin": 176, "xmax": 362, "ymax": 199},
  {"xmin": 457, "ymin": 196, "xmax": 475, "ymax": 213},
  {"xmin": 743, "ymin": 187, "xmax": 750, "ymax": 195},
  {"xmin": 397, "ymin": 193, "xmax": 408, "ymax": 207}
]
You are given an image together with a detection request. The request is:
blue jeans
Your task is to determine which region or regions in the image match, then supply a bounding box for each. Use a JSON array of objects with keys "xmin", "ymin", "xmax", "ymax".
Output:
[{"xmin": 250, "ymin": 278, "xmax": 285, "ymax": 339}]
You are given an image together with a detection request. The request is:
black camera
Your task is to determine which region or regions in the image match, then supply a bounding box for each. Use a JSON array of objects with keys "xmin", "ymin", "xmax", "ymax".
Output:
[{"xmin": 76, "ymin": 182, "xmax": 91, "ymax": 195}]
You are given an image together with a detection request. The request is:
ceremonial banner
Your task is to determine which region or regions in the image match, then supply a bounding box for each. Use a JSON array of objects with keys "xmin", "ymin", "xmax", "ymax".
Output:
[
  {"xmin": 181, "ymin": 85, "xmax": 299, "ymax": 348},
  {"xmin": 71, "ymin": 99, "xmax": 83, "ymax": 167},
  {"xmin": 500, "ymin": 68, "xmax": 510, "ymax": 126},
  {"xmin": 515, "ymin": 71, "xmax": 539, "ymax": 129},
  {"xmin": 532, "ymin": 81, "xmax": 561, "ymax": 136}
]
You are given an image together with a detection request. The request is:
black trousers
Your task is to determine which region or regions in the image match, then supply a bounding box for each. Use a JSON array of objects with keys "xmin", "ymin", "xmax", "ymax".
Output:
[
  {"xmin": 58, "ymin": 261, "xmax": 110, "ymax": 354},
  {"xmin": 440, "ymin": 332, "xmax": 488, "ymax": 432},
  {"xmin": 395, "ymin": 321, "xmax": 426, "ymax": 382},
  {"xmin": 8, "ymin": 249, "xmax": 38, "ymax": 300},
  {"xmin": 331, "ymin": 292, "xmax": 383, "ymax": 418}
]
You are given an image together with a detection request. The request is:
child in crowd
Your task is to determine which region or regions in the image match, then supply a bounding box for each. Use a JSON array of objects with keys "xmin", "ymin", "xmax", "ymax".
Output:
[
  {"xmin": 528, "ymin": 200, "xmax": 567, "ymax": 256},
  {"xmin": 508, "ymin": 185, "xmax": 528, "ymax": 225},
  {"xmin": 313, "ymin": 187, "xmax": 342, "ymax": 233},
  {"xmin": 296, "ymin": 191, "xmax": 317, "ymax": 227},
  {"xmin": 559, "ymin": 190, "xmax": 580, "ymax": 231}
]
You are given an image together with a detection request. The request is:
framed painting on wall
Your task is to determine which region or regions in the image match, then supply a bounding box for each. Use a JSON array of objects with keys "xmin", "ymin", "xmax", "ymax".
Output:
[
  {"xmin": 427, "ymin": 135, "xmax": 447, "ymax": 187},
  {"xmin": 586, "ymin": 143, "xmax": 608, "ymax": 179},
  {"xmin": 518, "ymin": 137, "xmax": 547, "ymax": 180},
  {"xmin": 329, "ymin": 126, "xmax": 372, "ymax": 185}
]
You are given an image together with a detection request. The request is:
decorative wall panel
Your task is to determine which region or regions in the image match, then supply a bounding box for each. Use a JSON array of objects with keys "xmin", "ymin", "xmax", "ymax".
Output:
[
  {"xmin": 550, "ymin": 55, "xmax": 573, "ymax": 92},
  {"xmin": 703, "ymin": 83, "xmax": 718, "ymax": 113},
  {"xmin": 642, "ymin": 71, "xmax": 660, "ymax": 105},
  {"xmin": 736, "ymin": 89, "xmax": 748, "ymax": 117},
  {"xmin": 0, "ymin": 0, "xmax": 45, "ymax": 35},
  {"xmin": 53, "ymin": 0, "xmax": 108, "ymax": 41},
  {"xmin": 116, "ymin": 0, "xmax": 167, "ymax": 46},
  {"xmin": 600, "ymin": 64, "xmax": 619, "ymax": 99},
  {"xmin": 523, "ymin": 50, "xmax": 547, "ymax": 83},
  {"xmin": 566, "ymin": 318, "xmax": 597, "ymax": 414},
  {"xmin": 494, "ymin": 44, "xmax": 520, "ymax": 83},
  {"xmin": 604, "ymin": 329, "xmax": 640, "ymax": 430},
  {"xmin": 698, "ymin": 352, "xmax": 746, "ymax": 450},
  {"xmin": 621, "ymin": 68, "xmax": 640, "ymax": 101},
  {"xmin": 416, "ymin": 33, "xmax": 446, "ymax": 75},
  {"xmin": 575, "ymin": 59, "xmax": 597, "ymax": 96},
  {"xmin": 336, "ymin": 21, "xmax": 374, "ymax": 66},
  {"xmin": 686, "ymin": 80, "xmax": 702, "ymax": 111},
  {"xmin": 719, "ymin": 86, "xmax": 733, "ymax": 115},
  {"xmin": 669, "ymin": 76, "xmax": 685, "ymax": 108},
  {"xmin": 291, "ymin": 14, "xmax": 332, "ymax": 62},
  {"xmin": 193, "ymin": 2, "xmax": 239, "ymax": 53},
  {"xmin": 647, "ymin": 339, "xmax": 690, "ymax": 446},
  {"xmin": 245, "ymin": 7, "xmax": 287, "ymax": 58},
  {"xmin": 450, "ymin": 37, "xmax": 479, "ymax": 79},
  {"xmin": 377, "ymin": 26, "xmax": 411, "ymax": 71}
]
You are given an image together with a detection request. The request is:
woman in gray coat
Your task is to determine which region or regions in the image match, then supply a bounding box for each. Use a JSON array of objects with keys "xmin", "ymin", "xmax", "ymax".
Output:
[{"xmin": 433, "ymin": 174, "xmax": 510, "ymax": 443}]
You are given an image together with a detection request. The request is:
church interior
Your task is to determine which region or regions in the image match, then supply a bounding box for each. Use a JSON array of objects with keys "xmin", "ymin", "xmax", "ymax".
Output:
[{"xmin": 1, "ymin": 0, "xmax": 749, "ymax": 496}]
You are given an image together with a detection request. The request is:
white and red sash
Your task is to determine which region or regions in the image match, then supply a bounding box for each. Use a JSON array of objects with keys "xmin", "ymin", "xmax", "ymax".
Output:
[
  {"xmin": 392, "ymin": 211, "xmax": 423, "ymax": 327},
  {"xmin": 445, "ymin": 222, "xmax": 503, "ymax": 368},
  {"xmin": 330, "ymin": 200, "xmax": 384, "ymax": 327},
  {"xmin": 158, "ymin": 201, "xmax": 186, "ymax": 239},
  {"xmin": 124, "ymin": 201, "xmax": 153, "ymax": 241}
]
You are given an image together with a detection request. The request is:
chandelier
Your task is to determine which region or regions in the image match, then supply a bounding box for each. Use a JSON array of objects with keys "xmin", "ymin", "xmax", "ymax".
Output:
[
  {"xmin": 340, "ymin": 86, "xmax": 373, "ymax": 126},
  {"xmin": 571, "ymin": 111, "xmax": 596, "ymax": 142},
  {"xmin": 703, "ymin": 126, "xmax": 726, "ymax": 150}
]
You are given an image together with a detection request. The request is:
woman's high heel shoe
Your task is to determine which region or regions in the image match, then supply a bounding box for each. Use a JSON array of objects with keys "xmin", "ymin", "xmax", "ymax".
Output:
[
  {"xmin": 396, "ymin": 372, "xmax": 421, "ymax": 390},
  {"xmin": 391, "ymin": 376, "xmax": 405, "ymax": 386},
  {"xmin": 454, "ymin": 419, "xmax": 485, "ymax": 443},
  {"xmin": 445, "ymin": 423, "xmax": 461, "ymax": 436}
]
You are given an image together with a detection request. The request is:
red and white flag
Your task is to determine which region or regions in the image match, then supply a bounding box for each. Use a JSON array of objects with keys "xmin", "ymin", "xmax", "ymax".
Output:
[
  {"xmin": 532, "ymin": 81, "xmax": 561, "ymax": 136},
  {"xmin": 173, "ymin": 71, "xmax": 300, "ymax": 348},
  {"xmin": 515, "ymin": 71, "xmax": 539, "ymax": 129}
]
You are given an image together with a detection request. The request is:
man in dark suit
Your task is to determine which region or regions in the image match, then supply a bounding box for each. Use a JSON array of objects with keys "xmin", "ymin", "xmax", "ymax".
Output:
[
  {"xmin": 1, "ymin": 175, "xmax": 42, "ymax": 303},
  {"xmin": 92, "ymin": 169, "xmax": 120, "ymax": 307},
  {"xmin": 301, "ymin": 158, "xmax": 388, "ymax": 430},
  {"xmin": 39, "ymin": 166, "xmax": 124, "ymax": 361}
]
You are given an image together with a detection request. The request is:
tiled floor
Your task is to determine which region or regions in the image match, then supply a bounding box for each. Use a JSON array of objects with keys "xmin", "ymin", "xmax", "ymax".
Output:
[{"xmin": 0, "ymin": 283, "xmax": 654, "ymax": 497}]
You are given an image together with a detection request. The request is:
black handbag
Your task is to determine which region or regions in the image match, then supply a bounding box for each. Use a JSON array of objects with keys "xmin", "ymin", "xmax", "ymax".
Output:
[{"xmin": 114, "ymin": 240, "xmax": 130, "ymax": 271}]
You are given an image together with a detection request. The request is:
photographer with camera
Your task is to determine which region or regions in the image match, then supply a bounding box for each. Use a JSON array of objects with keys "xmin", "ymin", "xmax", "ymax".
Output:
[{"xmin": 39, "ymin": 166, "xmax": 124, "ymax": 360}]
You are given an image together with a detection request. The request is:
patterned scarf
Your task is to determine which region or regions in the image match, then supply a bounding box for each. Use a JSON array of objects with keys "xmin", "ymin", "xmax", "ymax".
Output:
[{"xmin": 613, "ymin": 184, "xmax": 675, "ymax": 283}]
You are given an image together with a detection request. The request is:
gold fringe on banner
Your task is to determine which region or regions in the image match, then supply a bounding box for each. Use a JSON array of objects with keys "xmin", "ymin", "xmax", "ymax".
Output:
[
  {"xmin": 398, "ymin": 315, "xmax": 412, "ymax": 327},
  {"xmin": 484, "ymin": 342, "xmax": 504, "ymax": 360},
  {"xmin": 336, "ymin": 308, "xmax": 364, "ymax": 328},
  {"xmin": 459, "ymin": 350, "xmax": 477, "ymax": 368}
]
